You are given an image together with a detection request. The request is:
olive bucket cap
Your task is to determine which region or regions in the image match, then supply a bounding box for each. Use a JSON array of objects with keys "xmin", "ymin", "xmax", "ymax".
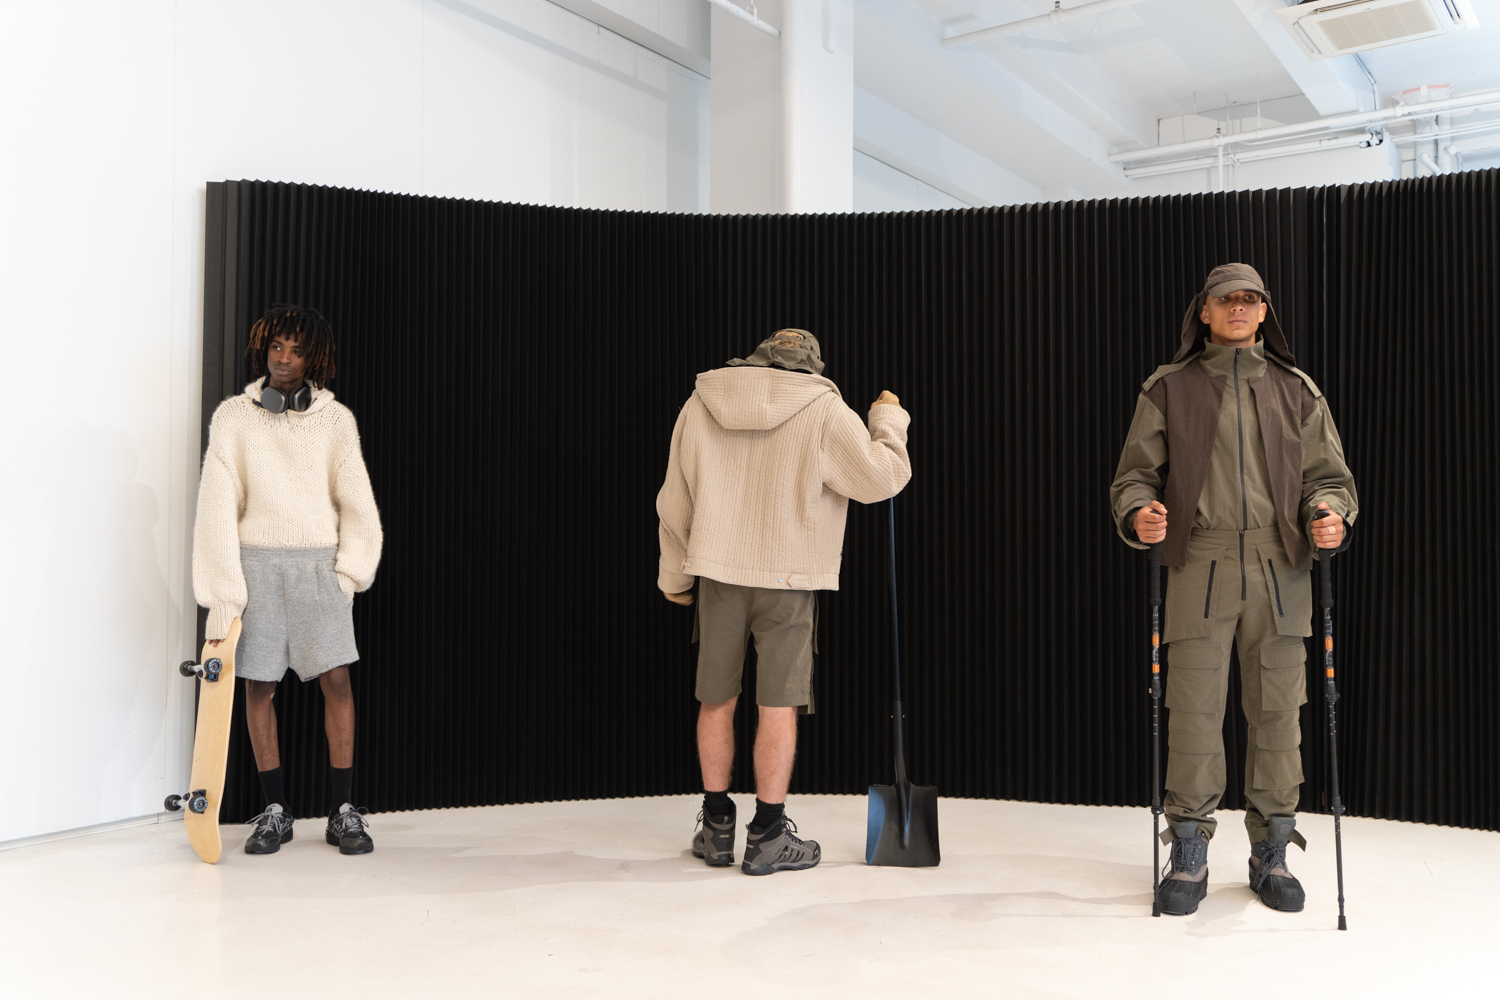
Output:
[
  {"xmin": 726, "ymin": 328, "xmax": 826, "ymax": 375},
  {"xmin": 1173, "ymin": 263, "xmax": 1295, "ymax": 366}
]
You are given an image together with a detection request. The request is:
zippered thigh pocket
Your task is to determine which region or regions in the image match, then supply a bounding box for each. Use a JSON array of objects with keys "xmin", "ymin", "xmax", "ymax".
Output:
[{"xmin": 1203, "ymin": 560, "xmax": 1217, "ymax": 618}]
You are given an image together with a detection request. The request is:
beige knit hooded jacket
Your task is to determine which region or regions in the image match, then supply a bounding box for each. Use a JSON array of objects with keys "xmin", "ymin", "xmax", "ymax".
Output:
[
  {"xmin": 193, "ymin": 380, "xmax": 383, "ymax": 640},
  {"xmin": 657, "ymin": 366, "xmax": 912, "ymax": 594}
]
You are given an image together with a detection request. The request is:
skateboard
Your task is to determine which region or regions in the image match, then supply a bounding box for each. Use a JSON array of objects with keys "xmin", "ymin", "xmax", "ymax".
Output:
[{"xmin": 164, "ymin": 617, "xmax": 241, "ymax": 863}]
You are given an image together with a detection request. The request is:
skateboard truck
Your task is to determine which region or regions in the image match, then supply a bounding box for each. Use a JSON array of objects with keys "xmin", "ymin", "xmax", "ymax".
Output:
[
  {"xmin": 165, "ymin": 790, "xmax": 210, "ymax": 814},
  {"xmin": 179, "ymin": 657, "xmax": 224, "ymax": 682}
]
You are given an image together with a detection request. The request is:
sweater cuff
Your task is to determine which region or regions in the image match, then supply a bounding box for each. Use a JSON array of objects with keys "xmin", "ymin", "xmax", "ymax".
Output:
[
  {"xmin": 205, "ymin": 605, "xmax": 242, "ymax": 643},
  {"xmin": 336, "ymin": 571, "xmax": 357, "ymax": 602}
]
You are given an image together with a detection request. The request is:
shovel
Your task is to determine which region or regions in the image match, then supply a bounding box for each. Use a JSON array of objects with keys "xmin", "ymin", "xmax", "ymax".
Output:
[{"xmin": 866, "ymin": 497, "xmax": 940, "ymax": 867}]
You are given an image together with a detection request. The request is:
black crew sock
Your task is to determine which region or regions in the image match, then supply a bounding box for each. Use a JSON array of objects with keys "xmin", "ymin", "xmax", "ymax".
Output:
[
  {"xmin": 258, "ymin": 767, "xmax": 285, "ymax": 809},
  {"xmin": 703, "ymin": 790, "xmax": 733, "ymax": 818},
  {"xmin": 330, "ymin": 766, "xmax": 353, "ymax": 817},
  {"xmin": 749, "ymin": 798, "xmax": 784, "ymax": 834}
]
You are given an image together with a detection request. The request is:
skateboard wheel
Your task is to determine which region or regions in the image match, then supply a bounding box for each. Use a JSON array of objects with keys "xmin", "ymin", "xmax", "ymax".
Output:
[
  {"xmin": 179, "ymin": 660, "xmax": 200, "ymax": 677},
  {"xmin": 203, "ymin": 658, "xmax": 223, "ymax": 682},
  {"xmin": 188, "ymin": 792, "xmax": 208, "ymax": 814},
  {"xmin": 165, "ymin": 794, "xmax": 183, "ymax": 812}
]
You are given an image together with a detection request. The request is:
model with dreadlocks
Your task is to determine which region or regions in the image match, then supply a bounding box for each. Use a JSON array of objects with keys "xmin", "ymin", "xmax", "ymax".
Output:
[{"xmin": 193, "ymin": 304, "xmax": 383, "ymax": 856}]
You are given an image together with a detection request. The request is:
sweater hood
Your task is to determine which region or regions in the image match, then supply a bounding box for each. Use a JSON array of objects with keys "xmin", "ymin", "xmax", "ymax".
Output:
[
  {"xmin": 244, "ymin": 378, "xmax": 337, "ymax": 416},
  {"xmin": 1173, "ymin": 262, "xmax": 1295, "ymax": 367},
  {"xmin": 694, "ymin": 366, "xmax": 838, "ymax": 431}
]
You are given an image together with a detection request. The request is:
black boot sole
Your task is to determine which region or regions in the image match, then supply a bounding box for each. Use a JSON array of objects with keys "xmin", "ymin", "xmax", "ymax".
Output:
[{"xmin": 1157, "ymin": 877, "xmax": 1208, "ymax": 916}]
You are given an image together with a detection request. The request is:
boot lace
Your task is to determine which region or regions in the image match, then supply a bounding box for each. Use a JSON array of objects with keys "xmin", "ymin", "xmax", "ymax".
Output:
[
  {"xmin": 1163, "ymin": 832, "xmax": 1205, "ymax": 880},
  {"xmin": 1252, "ymin": 843, "xmax": 1290, "ymax": 890}
]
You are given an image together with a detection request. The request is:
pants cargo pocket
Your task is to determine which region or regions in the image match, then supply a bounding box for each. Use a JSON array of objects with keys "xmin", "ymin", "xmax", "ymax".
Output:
[
  {"xmin": 1164, "ymin": 645, "xmax": 1227, "ymax": 714},
  {"xmin": 1167, "ymin": 728, "xmax": 1226, "ymax": 796},
  {"xmin": 1259, "ymin": 641, "xmax": 1309, "ymax": 711},
  {"xmin": 1251, "ymin": 723, "xmax": 1304, "ymax": 790},
  {"xmin": 1163, "ymin": 548, "xmax": 1222, "ymax": 643},
  {"xmin": 1258, "ymin": 544, "xmax": 1313, "ymax": 638}
]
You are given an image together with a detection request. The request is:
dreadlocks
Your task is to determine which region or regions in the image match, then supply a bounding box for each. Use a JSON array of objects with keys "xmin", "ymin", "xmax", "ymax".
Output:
[{"xmin": 247, "ymin": 304, "xmax": 337, "ymax": 388}]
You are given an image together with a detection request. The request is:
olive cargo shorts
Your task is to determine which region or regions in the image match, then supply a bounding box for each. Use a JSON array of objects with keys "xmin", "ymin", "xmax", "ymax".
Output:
[
  {"xmin": 694, "ymin": 578, "xmax": 817, "ymax": 713},
  {"xmin": 1163, "ymin": 526, "xmax": 1312, "ymax": 843}
]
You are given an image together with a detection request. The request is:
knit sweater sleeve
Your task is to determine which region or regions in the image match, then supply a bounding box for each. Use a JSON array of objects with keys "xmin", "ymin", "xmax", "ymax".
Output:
[
  {"xmin": 821, "ymin": 400, "xmax": 912, "ymax": 504},
  {"xmin": 331, "ymin": 411, "xmax": 383, "ymax": 599},
  {"xmin": 192, "ymin": 432, "xmax": 247, "ymax": 642},
  {"xmin": 655, "ymin": 402, "xmax": 695, "ymax": 595}
]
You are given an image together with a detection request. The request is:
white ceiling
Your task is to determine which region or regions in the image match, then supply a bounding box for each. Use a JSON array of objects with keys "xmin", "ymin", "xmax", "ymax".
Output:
[{"xmin": 926, "ymin": 0, "xmax": 1500, "ymax": 122}]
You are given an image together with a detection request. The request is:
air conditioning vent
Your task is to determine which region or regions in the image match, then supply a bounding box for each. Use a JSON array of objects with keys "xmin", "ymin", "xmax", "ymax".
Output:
[{"xmin": 1275, "ymin": 0, "xmax": 1478, "ymax": 61}]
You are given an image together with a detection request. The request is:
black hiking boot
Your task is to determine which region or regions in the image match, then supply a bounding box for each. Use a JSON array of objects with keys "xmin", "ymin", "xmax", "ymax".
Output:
[
  {"xmin": 244, "ymin": 803, "xmax": 294, "ymax": 855},
  {"xmin": 1158, "ymin": 819, "xmax": 1210, "ymax": 916},
  {"xmin": 741, "ymin": 816, "xmax": 820, "ymax": 876},
  {"xmin": 1249, "ymin": 814, "xmax": 1306, "ymax": 911},
  {"xmin": 692, "ymin": 801, "xmax": 737, "ymax": 867},
  {"xmin": 325, "ymin": 803, "xmax": 374, "ymax": 855}
]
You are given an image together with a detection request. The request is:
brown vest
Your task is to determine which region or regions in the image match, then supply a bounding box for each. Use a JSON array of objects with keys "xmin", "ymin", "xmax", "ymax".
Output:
[{"xmin": 1144, "ymin": 357, "xmax": 1318, "ymax": 569}]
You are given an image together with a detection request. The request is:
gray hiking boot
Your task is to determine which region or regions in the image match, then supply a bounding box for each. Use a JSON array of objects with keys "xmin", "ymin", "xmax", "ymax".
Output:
[
  {"xmin": 741, "ymin": 816, "xmax": 820, "ymax": 876},
  {"xmin": 692, "ymin": 802, "xmax": 737, "ymax": 867},
  {"xmin": 1158, "ymin": 819, "xmax": 1210, "ymax": 916},
  {"xmin": 1249, "ymin": 814, "xmax": 1306, "ymax": 911},
  {"xmin": 244, "ymin": 803, "xmax": 294, "ymax": 855}
]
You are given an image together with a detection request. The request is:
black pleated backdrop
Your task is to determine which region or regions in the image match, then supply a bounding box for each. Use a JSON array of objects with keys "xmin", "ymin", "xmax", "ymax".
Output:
[{"xmin": 201, "ymin": 174, "xmax": 1499, "ymax": 831}]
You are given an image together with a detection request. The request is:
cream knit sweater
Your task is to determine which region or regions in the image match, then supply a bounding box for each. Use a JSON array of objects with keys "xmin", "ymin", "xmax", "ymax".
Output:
[
  {"xmin": 193, "ymin": 380, "xmax": 383, "ymax": 640},
  {"xmin": 657, "ymin": 366, "xmax": 911, "ymax": 593}
]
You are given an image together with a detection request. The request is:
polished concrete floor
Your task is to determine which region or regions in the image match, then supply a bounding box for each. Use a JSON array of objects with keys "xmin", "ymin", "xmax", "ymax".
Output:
[{"xmin": 1, "ymin": 795, "xmax": 1493, "ymax": 998}]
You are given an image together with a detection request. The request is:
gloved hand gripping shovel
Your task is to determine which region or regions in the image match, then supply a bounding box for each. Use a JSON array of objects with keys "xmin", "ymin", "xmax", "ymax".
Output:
[
  {"xmin": 865, "ymin": 498, "xmax": 940, "ymax": 867},
  {"xmin": 1315, "ymin": 509, "xmax": 1349, "ymax": 930},
  {"xmin": 1148, "ymin": 543, "xmax": 1163, "ymax": 916}
]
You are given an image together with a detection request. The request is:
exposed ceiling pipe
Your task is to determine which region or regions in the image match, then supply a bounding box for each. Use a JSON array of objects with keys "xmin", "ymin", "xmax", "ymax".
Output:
[
  {"xmin": 942, "ymin": 0, "xmax": 1153, "ymax": 48},
  {"xmin": 1125, "ymin": 133, "xmax": 1381, "ymax": 180},
  {"xmin": 1111, "ymin": 87, "xmax": 1500, "ymax": 164},
  {"xmin": 706, "ymin": 0, "xmax": 780, "ymax": 38},
  {"xmin": 1417, "ymin": 152, "xmax": 1449, "ymax": 176}
]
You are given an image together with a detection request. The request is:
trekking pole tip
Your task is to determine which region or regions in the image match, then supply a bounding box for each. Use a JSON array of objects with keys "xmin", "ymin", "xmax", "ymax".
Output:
[
  {"xmin": 1338, "ymin": 916, "xmax": 1347, "ymax": 930},
  {"xmin": 1152, "ymin": 903, "xmax": 1161, "ymax": 917}
]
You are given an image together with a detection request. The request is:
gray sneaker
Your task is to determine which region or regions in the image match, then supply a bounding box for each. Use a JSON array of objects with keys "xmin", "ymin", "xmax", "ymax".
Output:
[
  {"xmin": 244, "ymin": 803, "xmax": 294, "ymax": 855},
  {"xmin": 741, "ymin": 816, "xmax": 820, "ymax": 876},
  {"xmin": 692, "ymin": 802, "xmax": 737, "ymax": 867}
]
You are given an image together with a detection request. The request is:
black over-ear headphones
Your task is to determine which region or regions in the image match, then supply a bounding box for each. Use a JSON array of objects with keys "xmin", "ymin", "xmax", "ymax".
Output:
[{"xmin": 257, "ymin": 381, "xmax": 313, "ymax": 414}]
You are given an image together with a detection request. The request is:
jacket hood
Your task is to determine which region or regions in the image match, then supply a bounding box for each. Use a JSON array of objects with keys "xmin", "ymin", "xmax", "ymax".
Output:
[
  {"xmin": 244, "ymin": 378, "xmax": 336, "ymax": 416},
  {"xmin": 695, "ymin": 366, "xmax": 837, "ymax": 431},
  {"xmin": 1173, "ymin": 262, "xmax": 1295, "ymax": 367}
]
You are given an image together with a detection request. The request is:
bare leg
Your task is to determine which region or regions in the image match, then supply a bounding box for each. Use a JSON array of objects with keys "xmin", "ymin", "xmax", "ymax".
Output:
[
  {"xmin": 319, "ymin": 666, "xmax": 355, "ymax": 769},
  {"xmin": 752, "ymin": 706, "xmax": 798, "ymax": 804},
  {"xmin": 697, "ymin": 697, "xmax": 737, "ymax": 792},
  {"xmin": 244, "ymin": 680, "xmax": 281, "ymax": 771}
]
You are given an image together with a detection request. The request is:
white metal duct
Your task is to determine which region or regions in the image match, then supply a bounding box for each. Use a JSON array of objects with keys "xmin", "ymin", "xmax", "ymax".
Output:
[{"xmin": 1274, "ymin": 0, "xmax": 1477, "ymax": 61}]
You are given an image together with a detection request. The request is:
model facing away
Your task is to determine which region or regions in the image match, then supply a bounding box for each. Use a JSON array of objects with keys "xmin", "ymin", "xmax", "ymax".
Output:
[
  {"xmin": 1111, "ymin": 264, "xmax": 1359, "ymax": 915},
  {"xmin": 657, "ymin": 329, "xmax": 912, "ymax": 875},
  {"xmin": 193, "ymin": 304, "xmax": 384, "ymax": 856}
]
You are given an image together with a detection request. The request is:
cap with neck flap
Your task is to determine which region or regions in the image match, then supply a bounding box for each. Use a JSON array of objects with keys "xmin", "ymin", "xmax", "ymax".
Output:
[
  {"xmin": 725, "ymin": 328, "xmax": 825, "ymax": 375},
  {"xmin": 1174, "ymin": 263, "xmax": 1295, "ymax": 366}
]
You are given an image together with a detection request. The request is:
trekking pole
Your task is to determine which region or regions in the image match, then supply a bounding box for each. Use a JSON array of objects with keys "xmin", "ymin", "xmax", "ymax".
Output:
[
  {"xmin": 1314, "ymin": 510, "xmax": 1348, "ymax": 930},
  {"xmin": 1148, "ymin": 543, "xmax": 1163, "ymax": 917}
]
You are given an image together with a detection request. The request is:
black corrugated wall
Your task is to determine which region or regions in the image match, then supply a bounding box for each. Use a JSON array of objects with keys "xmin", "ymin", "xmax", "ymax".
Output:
[{"xmin": 201, "ymin": 174, "xmax": 1499, "ymax": 831}]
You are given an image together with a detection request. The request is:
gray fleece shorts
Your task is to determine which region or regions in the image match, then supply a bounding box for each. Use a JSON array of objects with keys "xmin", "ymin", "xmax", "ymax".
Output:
[{"xmin": 237, "ymin": 546, "xmax": 359, "ymax": 683}]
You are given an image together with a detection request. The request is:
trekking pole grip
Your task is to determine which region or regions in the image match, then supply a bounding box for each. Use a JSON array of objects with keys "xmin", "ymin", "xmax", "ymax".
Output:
[{"xmin": 1314, "ymin": 510, "xmax": 1334, "ymax": 609}]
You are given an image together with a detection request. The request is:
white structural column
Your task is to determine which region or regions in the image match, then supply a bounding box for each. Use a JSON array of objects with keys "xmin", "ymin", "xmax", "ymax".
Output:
[{"xmin": 710, "ymin": 0, "xmax": 853, "ymax": 214}]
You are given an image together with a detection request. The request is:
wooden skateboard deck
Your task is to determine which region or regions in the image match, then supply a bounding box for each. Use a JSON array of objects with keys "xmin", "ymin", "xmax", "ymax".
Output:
[{"xmin": 168, "ymin": 618, "xmax": 241, "ymax": 864}]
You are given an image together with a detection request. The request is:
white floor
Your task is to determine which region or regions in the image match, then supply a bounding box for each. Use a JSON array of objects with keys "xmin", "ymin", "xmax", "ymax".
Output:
[{"xmin": 2, "ymin": 795, "xmax": 1493, "ymax": 998}]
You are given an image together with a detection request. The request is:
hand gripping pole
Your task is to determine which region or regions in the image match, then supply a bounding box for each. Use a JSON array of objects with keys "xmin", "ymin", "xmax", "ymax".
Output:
[
  {"xmin": 1148, "ymin": 543, "xmax": 1163, "ymax": 917},
  {"xmin": 1314, "ymin": 510, "xmax": 1348, "ymax": 931}
]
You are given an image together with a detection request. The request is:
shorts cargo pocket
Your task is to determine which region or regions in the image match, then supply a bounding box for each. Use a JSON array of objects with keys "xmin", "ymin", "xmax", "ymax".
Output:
[
  {"xmin": 1164, "ymin": 645, "xmax": 1225, "ymax": 715},
  {"xmin": 1252, "ymin": 724, "xmax": 1304, "ymax": 790},
  {"xmin": 1260, "ymin": 642, "xmax": 1309, "ymax": 711},
  {"xmin": 1259, "ymin": 544, "xmax": 1313, "ymax": 637}
]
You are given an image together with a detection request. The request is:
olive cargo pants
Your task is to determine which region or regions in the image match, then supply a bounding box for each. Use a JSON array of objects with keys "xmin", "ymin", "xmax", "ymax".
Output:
[{"xmin": 1163, "ymin": 526, "xmax": 1312, "ymax": 843}]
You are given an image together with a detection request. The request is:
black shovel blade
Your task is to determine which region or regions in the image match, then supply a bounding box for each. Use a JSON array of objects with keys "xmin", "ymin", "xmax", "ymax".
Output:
[{"xmin": 865, "ymin": 782, "xmax": 940, "ymax": 867}]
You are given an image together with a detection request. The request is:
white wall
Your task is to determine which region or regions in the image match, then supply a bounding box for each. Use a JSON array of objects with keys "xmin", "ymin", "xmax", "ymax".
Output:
[
  {"xmin": 853, "ymin": 152, "xmax": 967, "ymax": 212},
  {"xmin": 0, "ymin": 0, "xmax": 706, "ymax": 846}
]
